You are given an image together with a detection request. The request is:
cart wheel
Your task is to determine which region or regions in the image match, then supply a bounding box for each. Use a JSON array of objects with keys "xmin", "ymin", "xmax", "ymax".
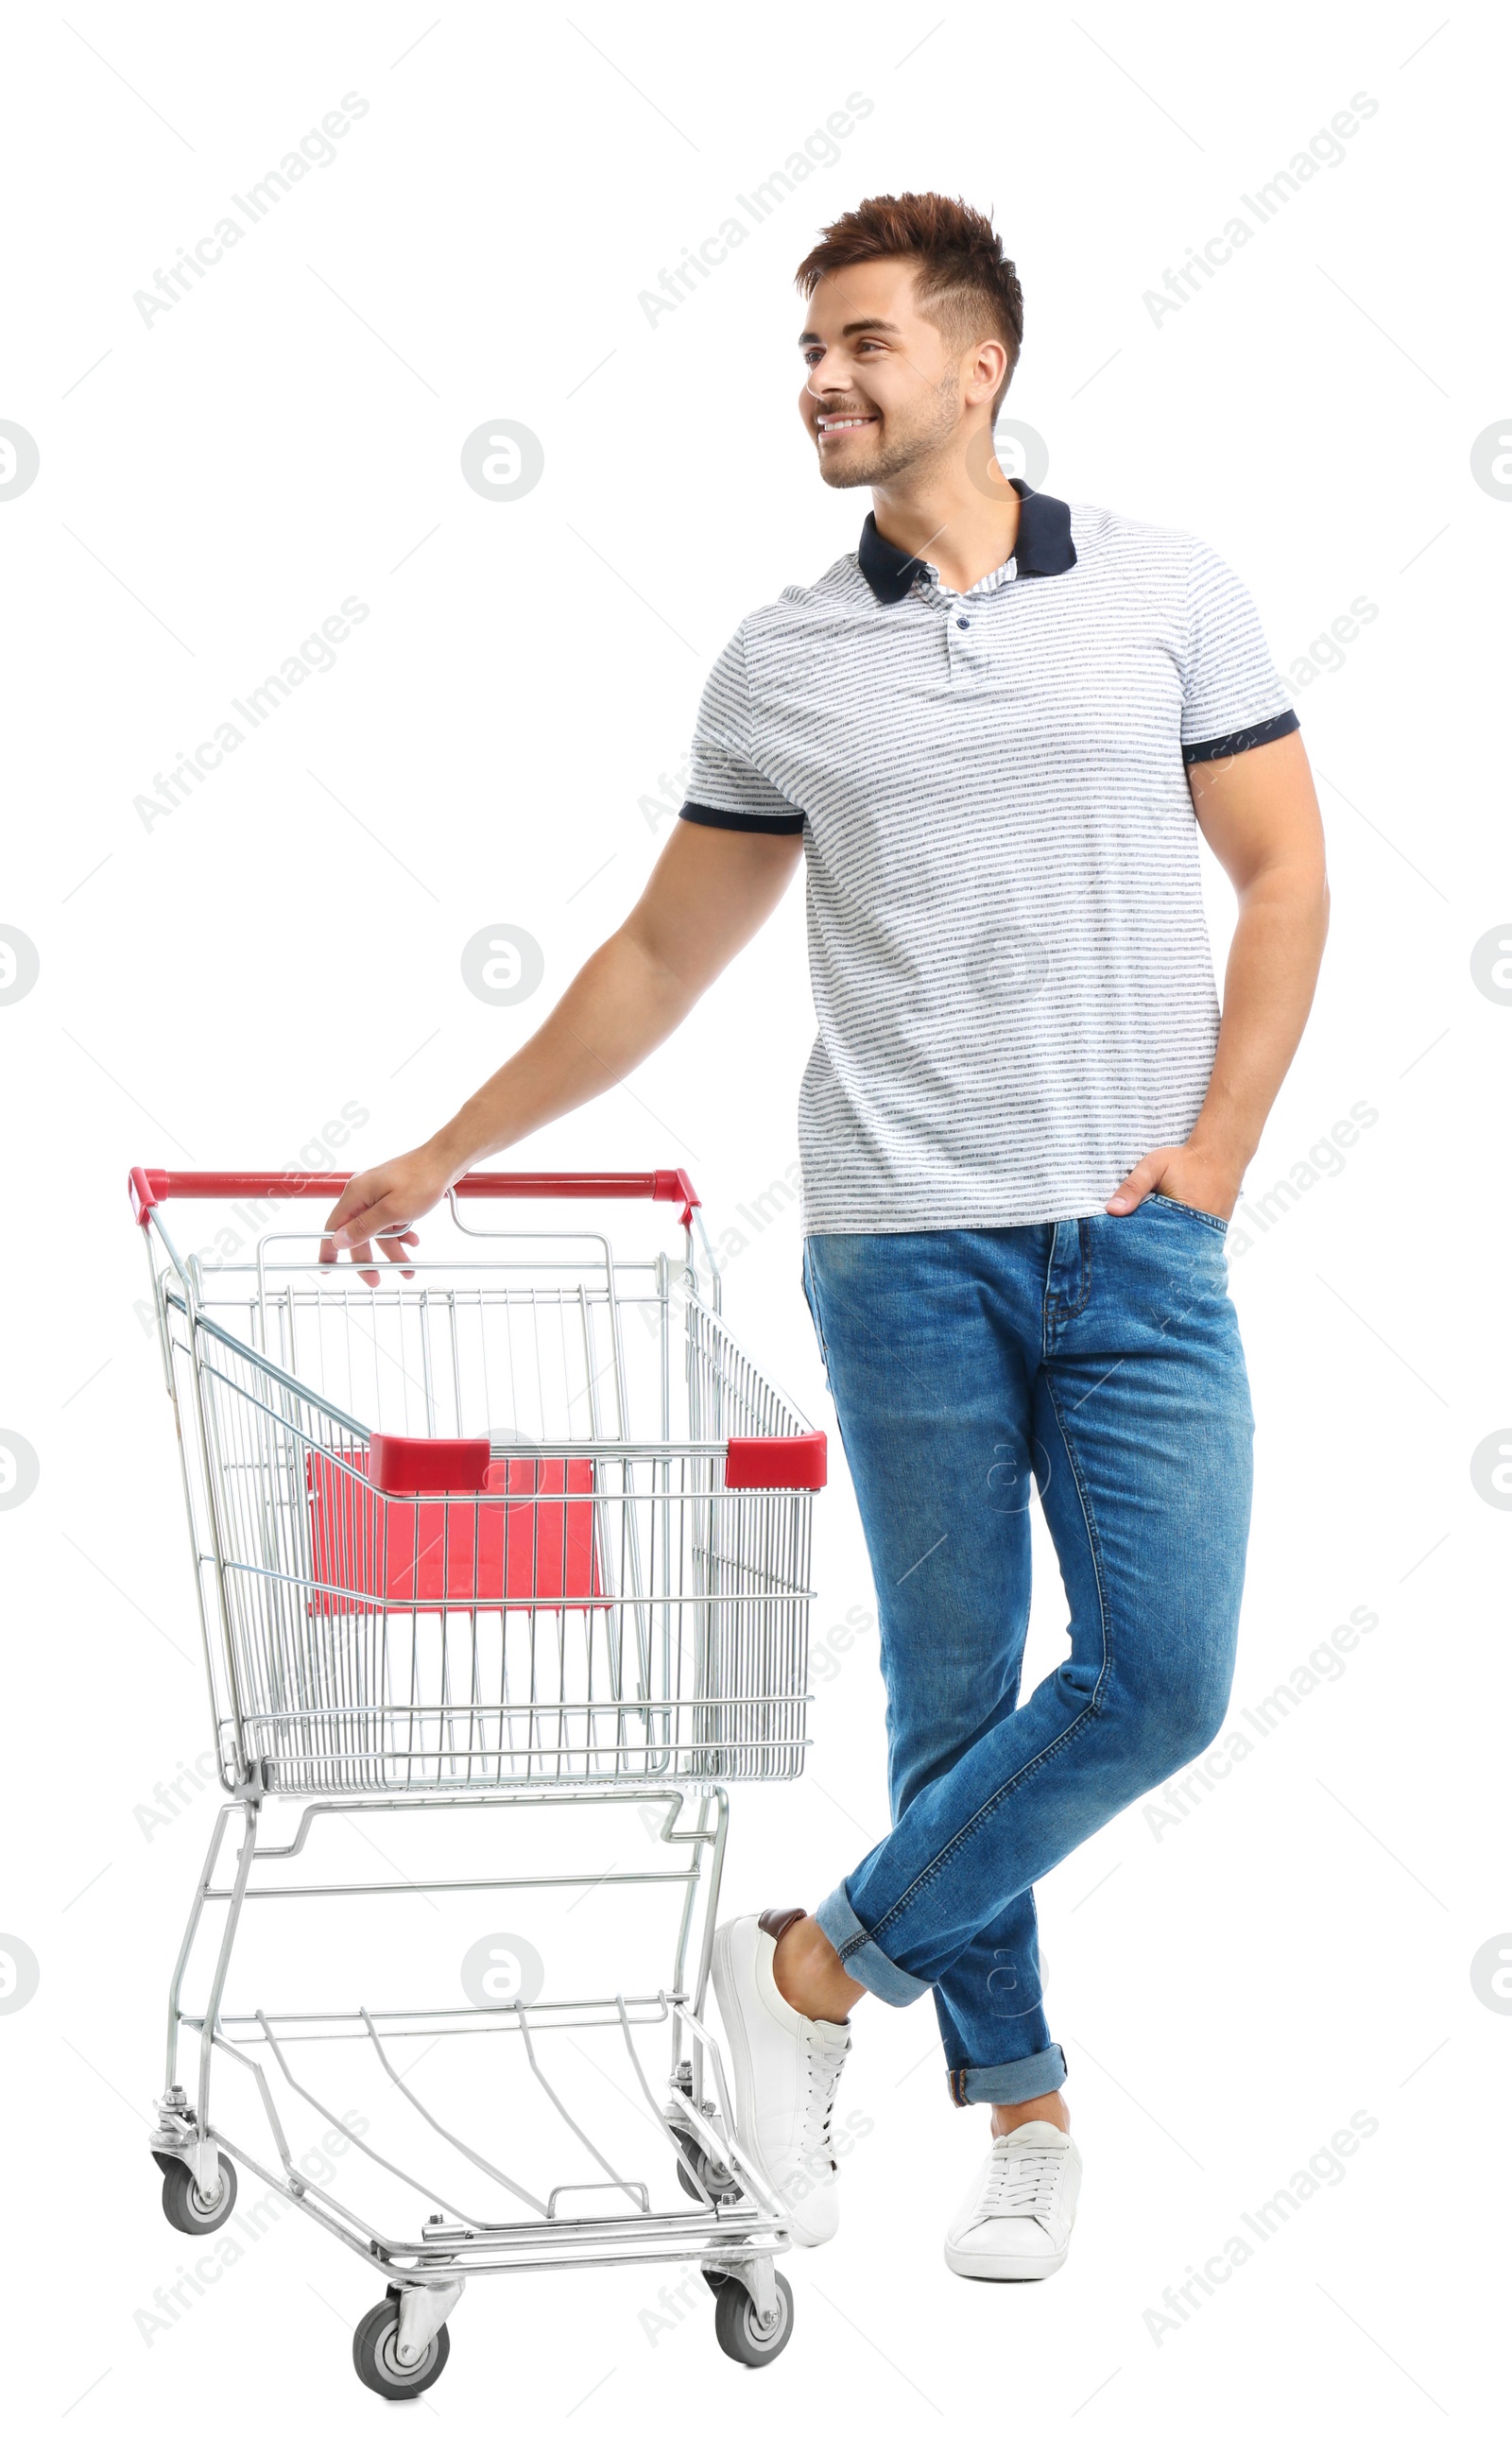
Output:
[
  {"xmin": 352, "ymin": 2297, "xmax": 451, "ymax": 2399},
  {"xmin": 674, "ymin": 2127, "xmax": 741, "ymax": 2204},
  {"xmin": 713, "ymin": 2271, "xmax": 793, "ymax": 2367},
  {"xmin": 160, "ymin": 2154, "xmax": 238, "ymax": 2234}
]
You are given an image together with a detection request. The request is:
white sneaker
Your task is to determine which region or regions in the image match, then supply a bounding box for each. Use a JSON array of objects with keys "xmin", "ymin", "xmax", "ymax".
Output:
[
  {"xmin": 710, "ymin": 1909, "xmax": 852, "ymax": 2247},
  {"xmin": 944, "ymin": 2120, "xmax": 1081, "ymax": 2280}
]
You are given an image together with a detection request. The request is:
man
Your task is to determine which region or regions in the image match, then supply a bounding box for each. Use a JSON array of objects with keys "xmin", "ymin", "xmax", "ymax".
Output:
[{"xmin": 322, "ymin": 193, "xmax": 1328, "ymax": 2285}]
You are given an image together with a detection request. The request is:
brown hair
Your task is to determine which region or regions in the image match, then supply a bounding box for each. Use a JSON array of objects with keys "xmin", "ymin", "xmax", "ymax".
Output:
[{"xmin": 795, "ymin": 193, "xmax": 1023, "ymax": 411}]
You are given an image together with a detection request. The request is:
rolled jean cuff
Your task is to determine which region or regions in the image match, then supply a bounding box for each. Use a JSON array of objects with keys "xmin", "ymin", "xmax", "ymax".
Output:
[
  {"xmin": 813, "ymin": 1883, "xmax": 932, "ymax": 2007},
  {"xmin": 945, "ymin": 2046, "xmax": 1069, "ymax": 2109}
]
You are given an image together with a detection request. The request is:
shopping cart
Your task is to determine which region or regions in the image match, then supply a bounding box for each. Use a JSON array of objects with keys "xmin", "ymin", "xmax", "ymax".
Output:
[{"xmin": 129, "ymin": 1164, "xmax": 826, "ymax": 2388}]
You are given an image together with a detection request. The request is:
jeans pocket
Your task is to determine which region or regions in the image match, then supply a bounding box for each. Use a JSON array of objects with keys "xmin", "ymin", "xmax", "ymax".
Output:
[{"xmin": 1149, "ymin": 1192, "xmax": 1229, "ymax": 1237}]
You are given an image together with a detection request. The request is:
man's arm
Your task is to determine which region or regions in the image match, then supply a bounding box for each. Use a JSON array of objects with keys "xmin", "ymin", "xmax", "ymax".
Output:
[
  {"xmin": 323, "ymin": 821, "xmax": 804, "ymax": 1273},
  {"xmin": 1107, "ymin": 729, "xmax": 1329, "ymax": 1219}
]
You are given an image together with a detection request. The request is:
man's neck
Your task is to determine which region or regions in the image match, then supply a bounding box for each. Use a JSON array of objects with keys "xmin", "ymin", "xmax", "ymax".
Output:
[{"xmin": 869, "ymin": 454, "xmax": 1021, "ymax": 596}]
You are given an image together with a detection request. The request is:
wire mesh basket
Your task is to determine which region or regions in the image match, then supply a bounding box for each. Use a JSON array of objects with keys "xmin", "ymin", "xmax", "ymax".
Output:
[{"xmin": 134, "ymin": 1166, "xmax": 826, "ymax": 1793}]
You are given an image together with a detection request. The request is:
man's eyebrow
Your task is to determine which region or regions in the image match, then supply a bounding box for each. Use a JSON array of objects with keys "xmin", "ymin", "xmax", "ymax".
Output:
[{"xmin": 797, "ymin": 317, "xmax": 903, "ymax": 347}]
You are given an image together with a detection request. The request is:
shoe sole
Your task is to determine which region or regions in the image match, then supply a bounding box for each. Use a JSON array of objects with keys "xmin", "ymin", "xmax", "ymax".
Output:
[
  {"xmin": 943, "ymin": 2240, "xmax": 1071, "ymax": 2282},
  {"xmin": 710, "ymin": 1924, "xmax": 758, "ymax": 2153}
]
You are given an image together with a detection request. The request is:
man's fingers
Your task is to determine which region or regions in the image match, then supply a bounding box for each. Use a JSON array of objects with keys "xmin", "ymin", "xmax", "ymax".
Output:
[
  {"xmin": 380, "ymin": 1229, "xmax": 420, "ymax": 1280},
  {"xmin": 1106, "ymin": 1155, "xmax": 1163, "ymax": 1215},
  {"xmin": 325, "ymin": 1171, "xmax": 406, "ymax": 1249},
  {"xmin": 329, "ymin": 1198, "xmax": 419, "ymax": 1286},
  {"xmin": 326, "ymin": 1207, "xmax": 377, "ymax": 1251},
  {"xmin": 324, "ymin": 1179, "xmax": 379, "ymax": 1242},
  {"xmin": 338, "ymin": 1235, "xmax": 378, "ymax": 1284},
  {"xmin": 329, "ymin": 1191, "xmax": 402, "ymax": 1252},
  {"xmin": 321, "ymin": 1154, "xmax": 444, "ymax": 1279}
]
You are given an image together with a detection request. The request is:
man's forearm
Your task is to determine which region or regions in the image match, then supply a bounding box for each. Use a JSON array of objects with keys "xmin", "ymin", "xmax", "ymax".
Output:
[
  {"xmin": 1187, "ymin": 867, "xmax": 1330, "ymax": 1185},
  {"xmin": 428, "ymin": 927, "xmax": 700, "ymax": 1179},
  {"xmin": 321, "ymin": 822, "xmax": 802, "ymax": 1265}
]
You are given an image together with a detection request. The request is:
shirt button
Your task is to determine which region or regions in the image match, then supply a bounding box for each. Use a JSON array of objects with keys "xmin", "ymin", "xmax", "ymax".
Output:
[{"xmin": 955, "ymin": 616, "xmax": 970, "ymax": 629}]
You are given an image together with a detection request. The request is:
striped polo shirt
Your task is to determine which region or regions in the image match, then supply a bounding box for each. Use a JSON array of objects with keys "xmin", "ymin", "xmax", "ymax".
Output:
[{"xmin": 680, "ymin": 480, "xmax": 1298, "ymax": 1235}]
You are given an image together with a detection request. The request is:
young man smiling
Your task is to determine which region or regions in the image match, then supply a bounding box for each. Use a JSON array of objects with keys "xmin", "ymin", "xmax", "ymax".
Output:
[{"xmin": 323, "ymin": 195, "xmax": 1328, "ymax": 2284}]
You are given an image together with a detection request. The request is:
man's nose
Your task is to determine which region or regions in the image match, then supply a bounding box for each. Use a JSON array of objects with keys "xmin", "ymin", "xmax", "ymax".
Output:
[{"xmin": 806, "ymin": 362, "xmax": 850, "ymax": 403}]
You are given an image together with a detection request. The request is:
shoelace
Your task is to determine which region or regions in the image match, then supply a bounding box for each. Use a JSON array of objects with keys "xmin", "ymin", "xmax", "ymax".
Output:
[
  {"xmin": 798, "ymin": 2028, "xmax": 851, "ymax": 2172},
  {"xmin": 978, "ymin": 2139, "xmax": 1065, "ymax": 2222}
]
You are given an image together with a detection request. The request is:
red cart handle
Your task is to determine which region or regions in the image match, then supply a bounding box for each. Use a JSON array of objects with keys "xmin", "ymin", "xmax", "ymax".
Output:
[{"xmin": 128, "ymin": 1166, "xmax": 701, "ymax": 1228}]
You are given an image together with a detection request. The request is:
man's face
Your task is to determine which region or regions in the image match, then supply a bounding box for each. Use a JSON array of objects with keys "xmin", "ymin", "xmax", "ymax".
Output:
[{"xmin": 798, "ymin": 259, "xmax": 966, "ymax": 489}]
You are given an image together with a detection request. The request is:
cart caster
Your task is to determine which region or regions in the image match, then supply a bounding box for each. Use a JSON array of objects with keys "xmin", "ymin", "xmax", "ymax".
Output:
[
  {"xmin": 159, "ymin": 2154, "xmax": 238, "ymax": 2234},
  {"xmin": 713, "ymin": 2270, "xmax": 793, "ymax": 2366},
  {"xmin": 352, "ymin": 2296, "xmax": 452, "ymax": 2399},
  {"xmin": 674, "ymin": 2126, "xmax": 742, "ymax": 2204}
]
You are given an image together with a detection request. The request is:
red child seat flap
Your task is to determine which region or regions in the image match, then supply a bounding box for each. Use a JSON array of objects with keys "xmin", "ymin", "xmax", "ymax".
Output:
[{"xmin": 306, "ymin": 1447, "xmax": 599, "ymax": 1612}]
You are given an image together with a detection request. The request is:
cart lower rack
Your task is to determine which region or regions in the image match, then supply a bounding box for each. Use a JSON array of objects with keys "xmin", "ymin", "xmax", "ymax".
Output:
[{"xmin": 132, "ymin": 1165, "xmax": 826, "ymax": 2387}]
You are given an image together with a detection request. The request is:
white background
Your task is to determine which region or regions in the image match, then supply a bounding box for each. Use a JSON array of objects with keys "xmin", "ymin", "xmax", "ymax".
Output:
[{"xmin": 1, "ymin": 2, "xmax": 1504, "ymax": 2427}]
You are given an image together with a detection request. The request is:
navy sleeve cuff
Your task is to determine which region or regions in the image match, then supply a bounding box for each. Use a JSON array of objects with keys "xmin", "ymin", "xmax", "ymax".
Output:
[
  {"xmin": 679, "ymin": 800, "xmax": 806, "ymax": 835},
  {"xmin": 1182, "ymin": 708, "xmax": 1300, "ymax": 764}
]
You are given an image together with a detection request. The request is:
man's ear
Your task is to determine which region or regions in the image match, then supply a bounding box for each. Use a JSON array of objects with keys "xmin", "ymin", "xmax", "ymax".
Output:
[{"xmin": 964, "ymin": 336, "xmax": 1009, "ymax": 409}]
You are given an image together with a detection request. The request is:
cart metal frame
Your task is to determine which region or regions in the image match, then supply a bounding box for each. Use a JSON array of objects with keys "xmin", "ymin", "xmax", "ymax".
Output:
[{"xmin": 130, "ymin": 1165, "xmax": 826, "ymax": 2386}]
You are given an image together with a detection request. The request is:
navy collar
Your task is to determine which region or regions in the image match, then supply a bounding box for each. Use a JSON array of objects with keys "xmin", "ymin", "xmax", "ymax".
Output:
[{"xmin": 857, "ymin": 477, "xmax": 1076, "ymax": 606}]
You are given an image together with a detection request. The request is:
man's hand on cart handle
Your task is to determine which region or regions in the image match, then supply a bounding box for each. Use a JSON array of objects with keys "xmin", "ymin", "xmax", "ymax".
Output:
[{"xmin": 322, "ymin": 1148, "xmax": 453, "ymax": 1285}]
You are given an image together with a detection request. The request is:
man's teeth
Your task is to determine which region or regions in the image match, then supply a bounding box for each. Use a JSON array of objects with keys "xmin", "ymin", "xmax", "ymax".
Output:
[{"xmin": 819, "ymin": 417, "xmax": 875, "ymax": 431}]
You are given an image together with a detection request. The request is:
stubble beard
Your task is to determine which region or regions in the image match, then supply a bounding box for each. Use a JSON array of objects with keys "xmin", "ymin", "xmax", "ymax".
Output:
[{"xmin": 815, "ymin": 373, "xmax": 961, "ymax": 491}]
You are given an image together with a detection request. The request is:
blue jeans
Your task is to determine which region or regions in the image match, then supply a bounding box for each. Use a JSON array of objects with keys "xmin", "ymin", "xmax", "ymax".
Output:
[{"xmin": 801, "ymin": 1201, "xmax": 1253, "ymax": 2107}]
